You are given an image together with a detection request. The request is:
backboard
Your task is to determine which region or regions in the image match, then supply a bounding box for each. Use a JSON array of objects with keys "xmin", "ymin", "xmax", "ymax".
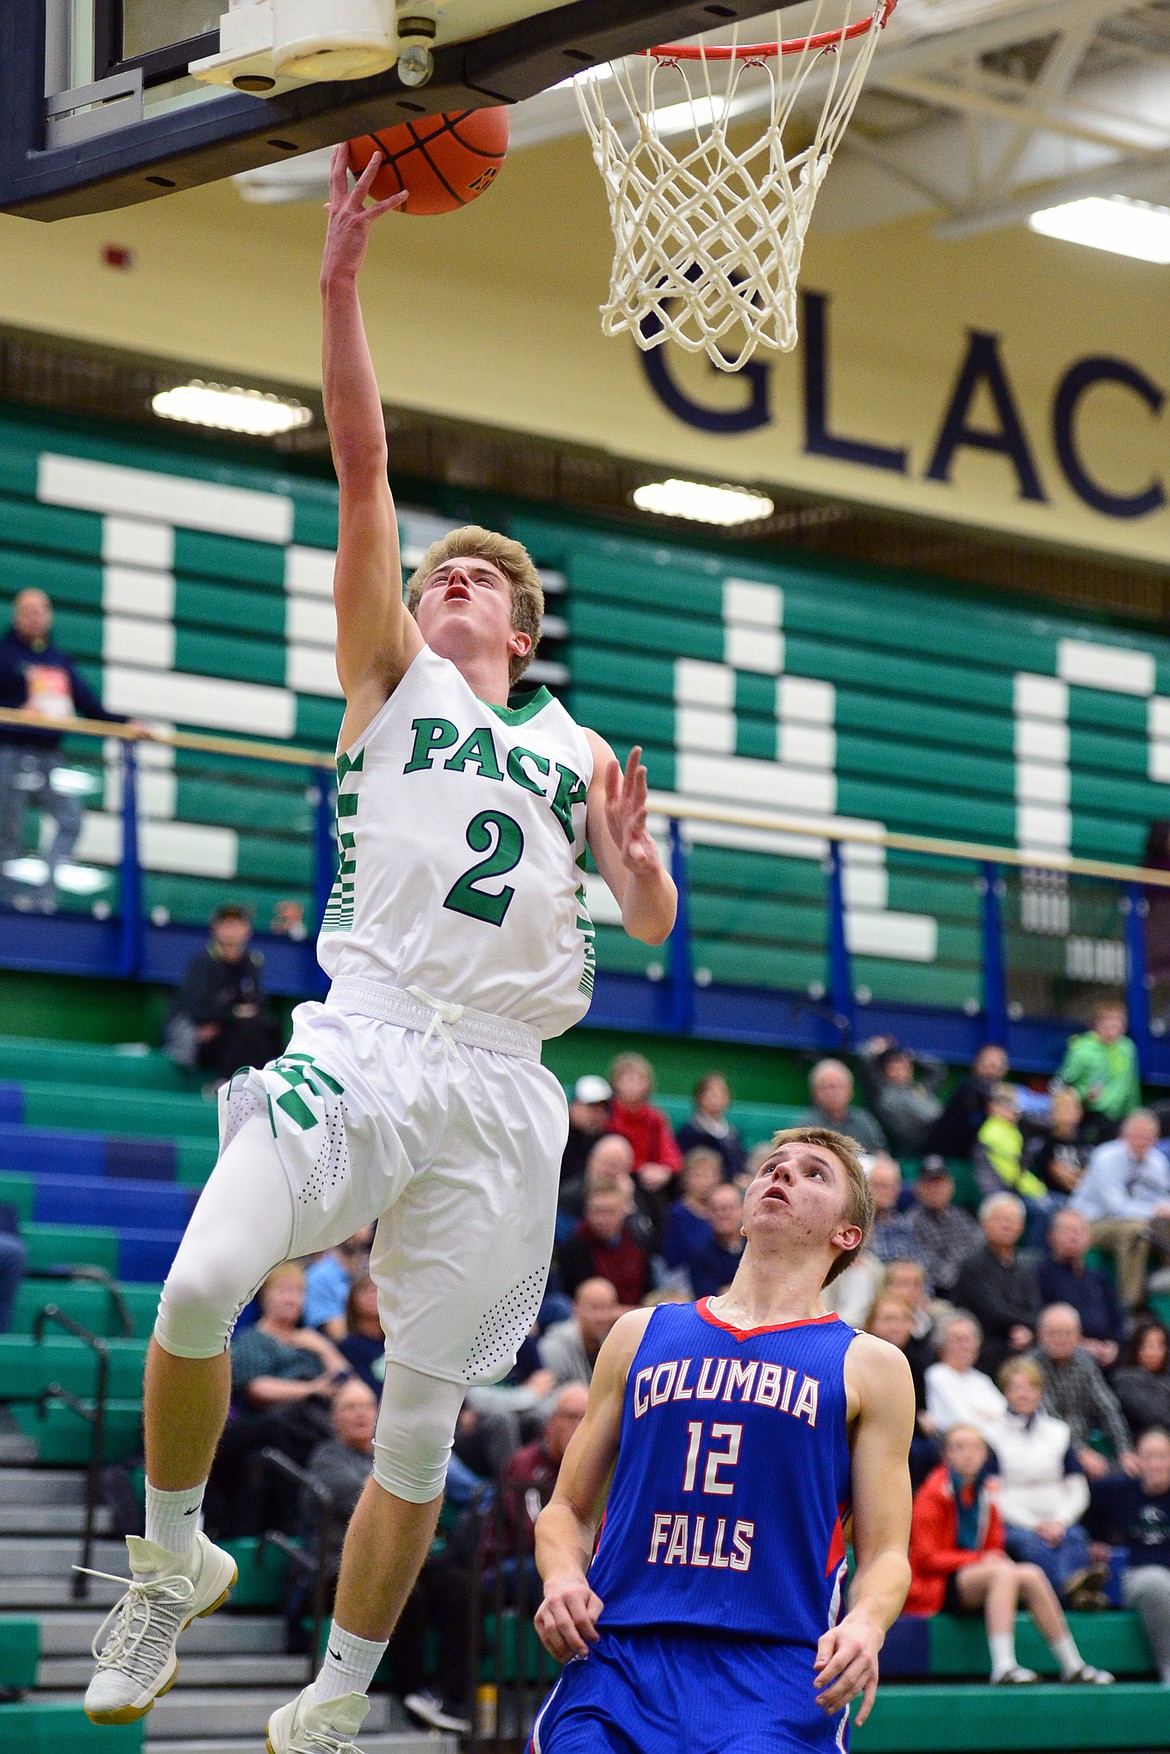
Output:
[{"xmin": 2, "ymin": 0, "xmax": 802, "ymax": 221}]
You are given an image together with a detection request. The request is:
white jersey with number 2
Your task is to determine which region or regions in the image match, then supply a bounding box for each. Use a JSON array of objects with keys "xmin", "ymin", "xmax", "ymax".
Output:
[{"xmin": 318, "ymin": 644, "xmax": 597, "ymax": 1040}]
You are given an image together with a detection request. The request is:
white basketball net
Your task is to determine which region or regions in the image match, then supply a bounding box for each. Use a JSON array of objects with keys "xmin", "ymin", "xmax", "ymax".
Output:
[{"xmin": 576, "ymin": 2, "xmax": 895, "ymax": 372}]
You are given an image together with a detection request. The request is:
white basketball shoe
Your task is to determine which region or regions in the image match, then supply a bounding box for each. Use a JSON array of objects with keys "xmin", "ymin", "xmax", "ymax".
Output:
[
  {"xmin": 83, "ymin": 1531, "xmax": 238, "ymax": 1723},
  {"xmin": 267, "ymin": 1687, "xmax": 371, "ymax": 1754}
]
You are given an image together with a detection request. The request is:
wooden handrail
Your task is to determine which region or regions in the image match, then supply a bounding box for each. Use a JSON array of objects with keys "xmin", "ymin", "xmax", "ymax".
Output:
[
  {"xmin": 646, "ymin": 791, "xmax": 1170, "ymax": 891},
  {"xmin": 0, "ymin": 705, "xmax": 335, "ymax": 770},
  {"xmin": 4, "ymin": 704, "xmax": 1166, "ymax": 890}
]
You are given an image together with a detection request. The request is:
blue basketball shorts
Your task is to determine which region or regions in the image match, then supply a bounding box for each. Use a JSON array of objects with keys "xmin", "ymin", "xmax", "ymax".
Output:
[{"xmin": 528, "ymin": 1628, "xmax": 850, "ymax": 1754}]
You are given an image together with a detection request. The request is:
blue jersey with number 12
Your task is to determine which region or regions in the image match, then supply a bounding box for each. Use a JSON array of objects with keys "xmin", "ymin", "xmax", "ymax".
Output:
[{"xmin": 588, "ymin": 1300, "xmax": 857, "ymax": 1644}]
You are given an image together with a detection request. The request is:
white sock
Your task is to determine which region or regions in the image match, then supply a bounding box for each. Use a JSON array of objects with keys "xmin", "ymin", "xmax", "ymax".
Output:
[
  {"xmin": 1054, "ymin": 1633, "xmax": 1083, "ymax": 1679},
  {"xmin": 313, "ymin": 1622, "xmax": 388, "ymax": 1707},
  {"xmin": 143, "ymin": 1481, "xmax": 206, "ymax": 1561},
  {"xmin": 988, "ymin": 1632, "xmax": 1017, "ymax": 1679}
]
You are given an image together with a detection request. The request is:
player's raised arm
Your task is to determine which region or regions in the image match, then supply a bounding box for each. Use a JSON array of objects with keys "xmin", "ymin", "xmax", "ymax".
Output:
[
  {"xmin": 534, "ymin": 1308, "xmax": 652, "ymax": 1660},
  {"xmin": 583, "ymin": 732, "xmax": 677, "ymax": 946},
  {"xmin": 320, "ymin": 146, "xmax": 423, "ymax": 727},
  {"xmin": 814, "ymin": 1334, "xmax": 915, "ymax": 1728}
]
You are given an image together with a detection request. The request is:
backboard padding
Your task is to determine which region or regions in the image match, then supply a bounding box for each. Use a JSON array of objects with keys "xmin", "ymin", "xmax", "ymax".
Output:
[{"xmin": 3, "ymin": 0, "xmax": 805, "ymax": 220}]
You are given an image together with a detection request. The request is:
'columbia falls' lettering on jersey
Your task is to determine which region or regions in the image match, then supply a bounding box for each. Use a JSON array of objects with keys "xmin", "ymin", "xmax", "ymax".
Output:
[{"xmin": 588, "ymin": 1301, "xmax": 857, "ymax": 1643}]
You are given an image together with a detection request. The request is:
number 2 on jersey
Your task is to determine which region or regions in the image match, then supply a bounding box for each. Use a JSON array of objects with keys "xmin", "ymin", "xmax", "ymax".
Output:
[
  {"xmin": 443, "ymin": 810, "xmax": 525, "ymax": 927},
  {"xmin": 681, "ymin": 1421, "xmax": 743, "ymax": 1496}
]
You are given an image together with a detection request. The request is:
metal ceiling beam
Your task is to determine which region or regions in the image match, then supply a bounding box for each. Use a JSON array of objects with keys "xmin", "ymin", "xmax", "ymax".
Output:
[{"xmin": 934, "ymin": 139, "xmax": 1170, "ymax": 236}]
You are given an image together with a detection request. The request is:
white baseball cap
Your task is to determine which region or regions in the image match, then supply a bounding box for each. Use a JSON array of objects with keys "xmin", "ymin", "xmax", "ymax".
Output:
[{"xmin": 573, "ymin": 1075, "xmax": 612, "ymax": 1105}]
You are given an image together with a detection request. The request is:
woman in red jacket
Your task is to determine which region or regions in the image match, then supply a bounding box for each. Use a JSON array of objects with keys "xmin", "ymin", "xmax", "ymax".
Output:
[{"xmin": 906, "ymin": 1425, "xmax": 1111, "ymax": 1685}]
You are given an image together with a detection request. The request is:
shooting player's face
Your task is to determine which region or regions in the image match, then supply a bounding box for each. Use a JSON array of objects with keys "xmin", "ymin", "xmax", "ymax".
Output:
[
  {"xmin": 743, "ymin": 1142, "xmax": 859, "ymax": 1259},
  {"xmin": 414, "ymin": 555, "xmax": 527, "ymax": 669}
]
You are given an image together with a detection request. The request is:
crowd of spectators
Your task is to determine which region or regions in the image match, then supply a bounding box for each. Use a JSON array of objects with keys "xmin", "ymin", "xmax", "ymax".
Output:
[{"xmin": 209, "ymin": 1008, "xmax": 1170, "ymax": 1703}]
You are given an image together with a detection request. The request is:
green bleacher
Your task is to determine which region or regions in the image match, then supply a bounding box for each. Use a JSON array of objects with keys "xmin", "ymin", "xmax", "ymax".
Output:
[{"xmin": 3, "ymin": 411, "xmax": 1170, "ymax": 1017}]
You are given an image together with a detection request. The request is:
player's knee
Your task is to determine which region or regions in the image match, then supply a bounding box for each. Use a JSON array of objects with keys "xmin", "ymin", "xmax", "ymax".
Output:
[
  {"xmin": 372, "ymin": 1362, "xmax": 464, "ymax": 1504},
  {"xmin": 1016, "ymin": 1563, "xmax": 1044, "ymax": 1590},
  {"xmin": 152, "ymin": 1254, "xmax": 249, "ymax": 1360}
]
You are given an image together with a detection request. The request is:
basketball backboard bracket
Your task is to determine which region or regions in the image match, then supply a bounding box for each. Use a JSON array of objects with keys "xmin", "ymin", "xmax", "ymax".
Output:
[{"xmin": 2, "ymin": 0, "xmax": 805, "ymax": 221}]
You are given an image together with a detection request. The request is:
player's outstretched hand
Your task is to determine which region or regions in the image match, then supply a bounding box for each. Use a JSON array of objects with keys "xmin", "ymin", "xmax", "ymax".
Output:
[
  {"xmin": 814, "ymin": 1615, "xmax": 883, "ymax": 1727},
  {"xmin": 604, "ymin": 746, "xmax": 661, "ymax": 879},
  {"xmin": 321, "ymin": 145, "xmax": 407, "ymax": 284},
  {"xmin": 534, "ymin": 1572, "xmax": 604, "ymax": 1663}
]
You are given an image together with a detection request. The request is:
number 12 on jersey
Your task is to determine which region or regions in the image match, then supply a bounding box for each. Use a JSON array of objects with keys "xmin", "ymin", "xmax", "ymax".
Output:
[{"xmin": 681, "ymin": 1421, "xmax": 743, "ymax": 1495}]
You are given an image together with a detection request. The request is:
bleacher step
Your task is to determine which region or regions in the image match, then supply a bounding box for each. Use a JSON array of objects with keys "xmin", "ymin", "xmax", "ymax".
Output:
[
  {"xmin": 38, "ymin": 1687, "xmax": 438, "ymax": 1741},
  {"xmin": 852, "ymin": 1681, "xmax": 1170, "ymax": 1751},
  {"xmin": 0, "ymin": 1577, "xmax": 125, "ymax": 1609},
  {"xmin": 0, "ymin": 1466, "xmax": 86, "ymax": 1504},
  {"xmin": 0, "ymin": 1504, "xmax": 113, "ymax": 1535},
  {"xmin": 150, "ymin": 1738, "xmax": 456, "ymax": 1754},
  {"xmin": 37, "ymin": 1613, "xmax": 286, "ymax": 1658},
  {"xmin": 0, "ymin": 1535, "xmax": 127, "ymax": 1576},
  {"xmin": 39, "ymin": 1655, "xmax": 308, "ymax": 1689}
]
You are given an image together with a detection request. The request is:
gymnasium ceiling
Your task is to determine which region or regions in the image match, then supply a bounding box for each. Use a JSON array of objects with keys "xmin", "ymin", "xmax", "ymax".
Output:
[{"xmin": 234, "ymin": 0, "xmax": 1170, "ymax": 237}]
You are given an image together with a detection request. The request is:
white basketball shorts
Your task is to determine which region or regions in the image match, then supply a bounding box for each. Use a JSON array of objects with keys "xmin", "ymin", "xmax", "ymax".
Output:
[{"xmin": 218, "ymin": 977, "xmax": 569, "ymax": 1387}]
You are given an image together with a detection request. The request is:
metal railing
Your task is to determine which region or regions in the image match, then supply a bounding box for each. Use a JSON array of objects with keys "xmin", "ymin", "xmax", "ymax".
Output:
[
  {"xmin": 4, "ymin": 703, "xmax": 1170, "ymax": 1068},
  {"xmin": 30, "ymin": 1304, "xmax": 111, "ymax": 1597},
  {"xmin": 257, "ymin": 1446, "xmax": 339, "ymax": 1687}
]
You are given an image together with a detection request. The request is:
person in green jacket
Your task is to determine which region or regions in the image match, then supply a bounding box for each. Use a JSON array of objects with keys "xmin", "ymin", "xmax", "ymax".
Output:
[{"xmin": 1056, "ymin": 1001, "xmax": 1142, "ymax": 1143}]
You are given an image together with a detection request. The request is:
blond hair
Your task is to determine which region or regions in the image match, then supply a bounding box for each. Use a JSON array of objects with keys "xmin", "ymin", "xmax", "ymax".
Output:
[
  {"xmin": 998, "ymin": 1356, "xmax": 1044, "ymax": 1392},
  {"xmin": 259, "ymin": 1262, "xmax": 304, "ymax": 1299},
  {"xmin": 764, "ymin": 1125, "xmax": 873, "ymax": 1286},
  {"xmin": 404, "ymin": 524, "xmax": 544, "ymax": 688}
]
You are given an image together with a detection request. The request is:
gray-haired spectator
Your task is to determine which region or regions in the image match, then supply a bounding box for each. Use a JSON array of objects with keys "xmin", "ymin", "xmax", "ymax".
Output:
[
  {"xmin": 951, "ymin": 1194, "xmax": 1040, "ymax": 1379},
  {"xmin": 858, "ymin": 1036, "xmax": 946, "ymax": 1158},
  {"xmin": 1028, "ymin": 1303, "xmax": 1137, "ymax": 1482},
  {"xmin": 866, "ymin": 1154, "xmax": 924, "ymax": 1268},
  {"xmin": 924, "ymin": 1310, "xmax": 1007, "ymax": 1440},
  {"xmin": 798, "ymin": 1059, "xmax": 887, "ymax": 1154},
  {"xmin": 1086, "ymin": 1427, "xmax": 1170, "ymax": 1685},
  {"xmin": 1071, "ymin": 1110, "xmax": 1170, "ymax": 1308},
  {"xmin": 0, "ymin": 587, "xmax": 133, "ymax": 909},
  {"xmin": 908, "ymin": 1159, "xmax": 982, "ymax": 1297},
  {"xmin": 538, "ymin": 1277, "xmax": 620, "ymax": 1390}
]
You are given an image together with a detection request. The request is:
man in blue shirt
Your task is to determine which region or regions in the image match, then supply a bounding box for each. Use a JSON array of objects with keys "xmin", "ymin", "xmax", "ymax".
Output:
[
  {"xmin": 0, "ymin": 588, "xmax": 129, "ymax": 909},
  {"xmin": 1071, "ymin": 1111, "xmax": 1170, "ymax": 1308}
]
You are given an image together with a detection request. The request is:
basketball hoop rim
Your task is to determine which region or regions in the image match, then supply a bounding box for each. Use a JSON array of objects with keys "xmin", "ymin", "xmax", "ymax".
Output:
[{"xmin": 645, "ymin": 0, "xmax": 897, "ymax": 61}]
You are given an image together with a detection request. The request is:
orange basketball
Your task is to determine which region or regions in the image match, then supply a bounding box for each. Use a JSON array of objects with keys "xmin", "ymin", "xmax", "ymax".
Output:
[{"xmin": 348, "ymin": 109, "xmax": 509, "ymax": 216}]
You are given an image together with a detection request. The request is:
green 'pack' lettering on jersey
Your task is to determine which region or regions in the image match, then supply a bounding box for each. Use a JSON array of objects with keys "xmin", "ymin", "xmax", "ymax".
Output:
[
  {"xmin": 551, "ymin": 763, "xmax": 589, "ymax": 843},
  {"xmin": 444, "ymin": 726, "xmax": 504, "ymax": 781},
  {"xmin": 404, "ymin": 717, "xmax": 459, "ymax": 773},
  {"xmin": 404, "ymin": 715, "xmax": 586, "ymax": 841}
]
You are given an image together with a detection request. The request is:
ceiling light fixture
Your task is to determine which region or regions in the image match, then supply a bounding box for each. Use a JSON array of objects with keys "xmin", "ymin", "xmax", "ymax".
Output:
[
  {"xmin": 152, "ymin": 381, "xmax": 312, "ymax": 435},
  {"xmin": 1029, "ymin": 196, "xmax": 1170, "ymax": 266},
  {"xmin": 633, "ymin": 478, "xmax": 775, "ymax": 525}
]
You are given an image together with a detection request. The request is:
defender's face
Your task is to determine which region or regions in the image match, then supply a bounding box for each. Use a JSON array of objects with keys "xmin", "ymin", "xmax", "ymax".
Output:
[
  {"xmin": 414, "ymin": 555, "xmax": 524, "ymax": 668},
  {"xmin": 742, "ymin": 1141, "xmax": 858, "ymax": 1256}
]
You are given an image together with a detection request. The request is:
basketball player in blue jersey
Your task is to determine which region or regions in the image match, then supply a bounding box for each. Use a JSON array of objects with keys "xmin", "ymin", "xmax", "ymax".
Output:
[
  {"xmin": 82, "ymin": 146, "xmax": 676, "ymax": 1754},
  {"xmin": 531, "ymin": 1126, "xmax": 915, "ymax": 1754}
]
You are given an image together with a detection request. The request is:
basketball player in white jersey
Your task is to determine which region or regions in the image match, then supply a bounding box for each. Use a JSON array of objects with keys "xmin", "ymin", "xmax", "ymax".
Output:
[{"xmin": 83, "ymin": 145, "xmax": 676, "ymax": 1754}]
